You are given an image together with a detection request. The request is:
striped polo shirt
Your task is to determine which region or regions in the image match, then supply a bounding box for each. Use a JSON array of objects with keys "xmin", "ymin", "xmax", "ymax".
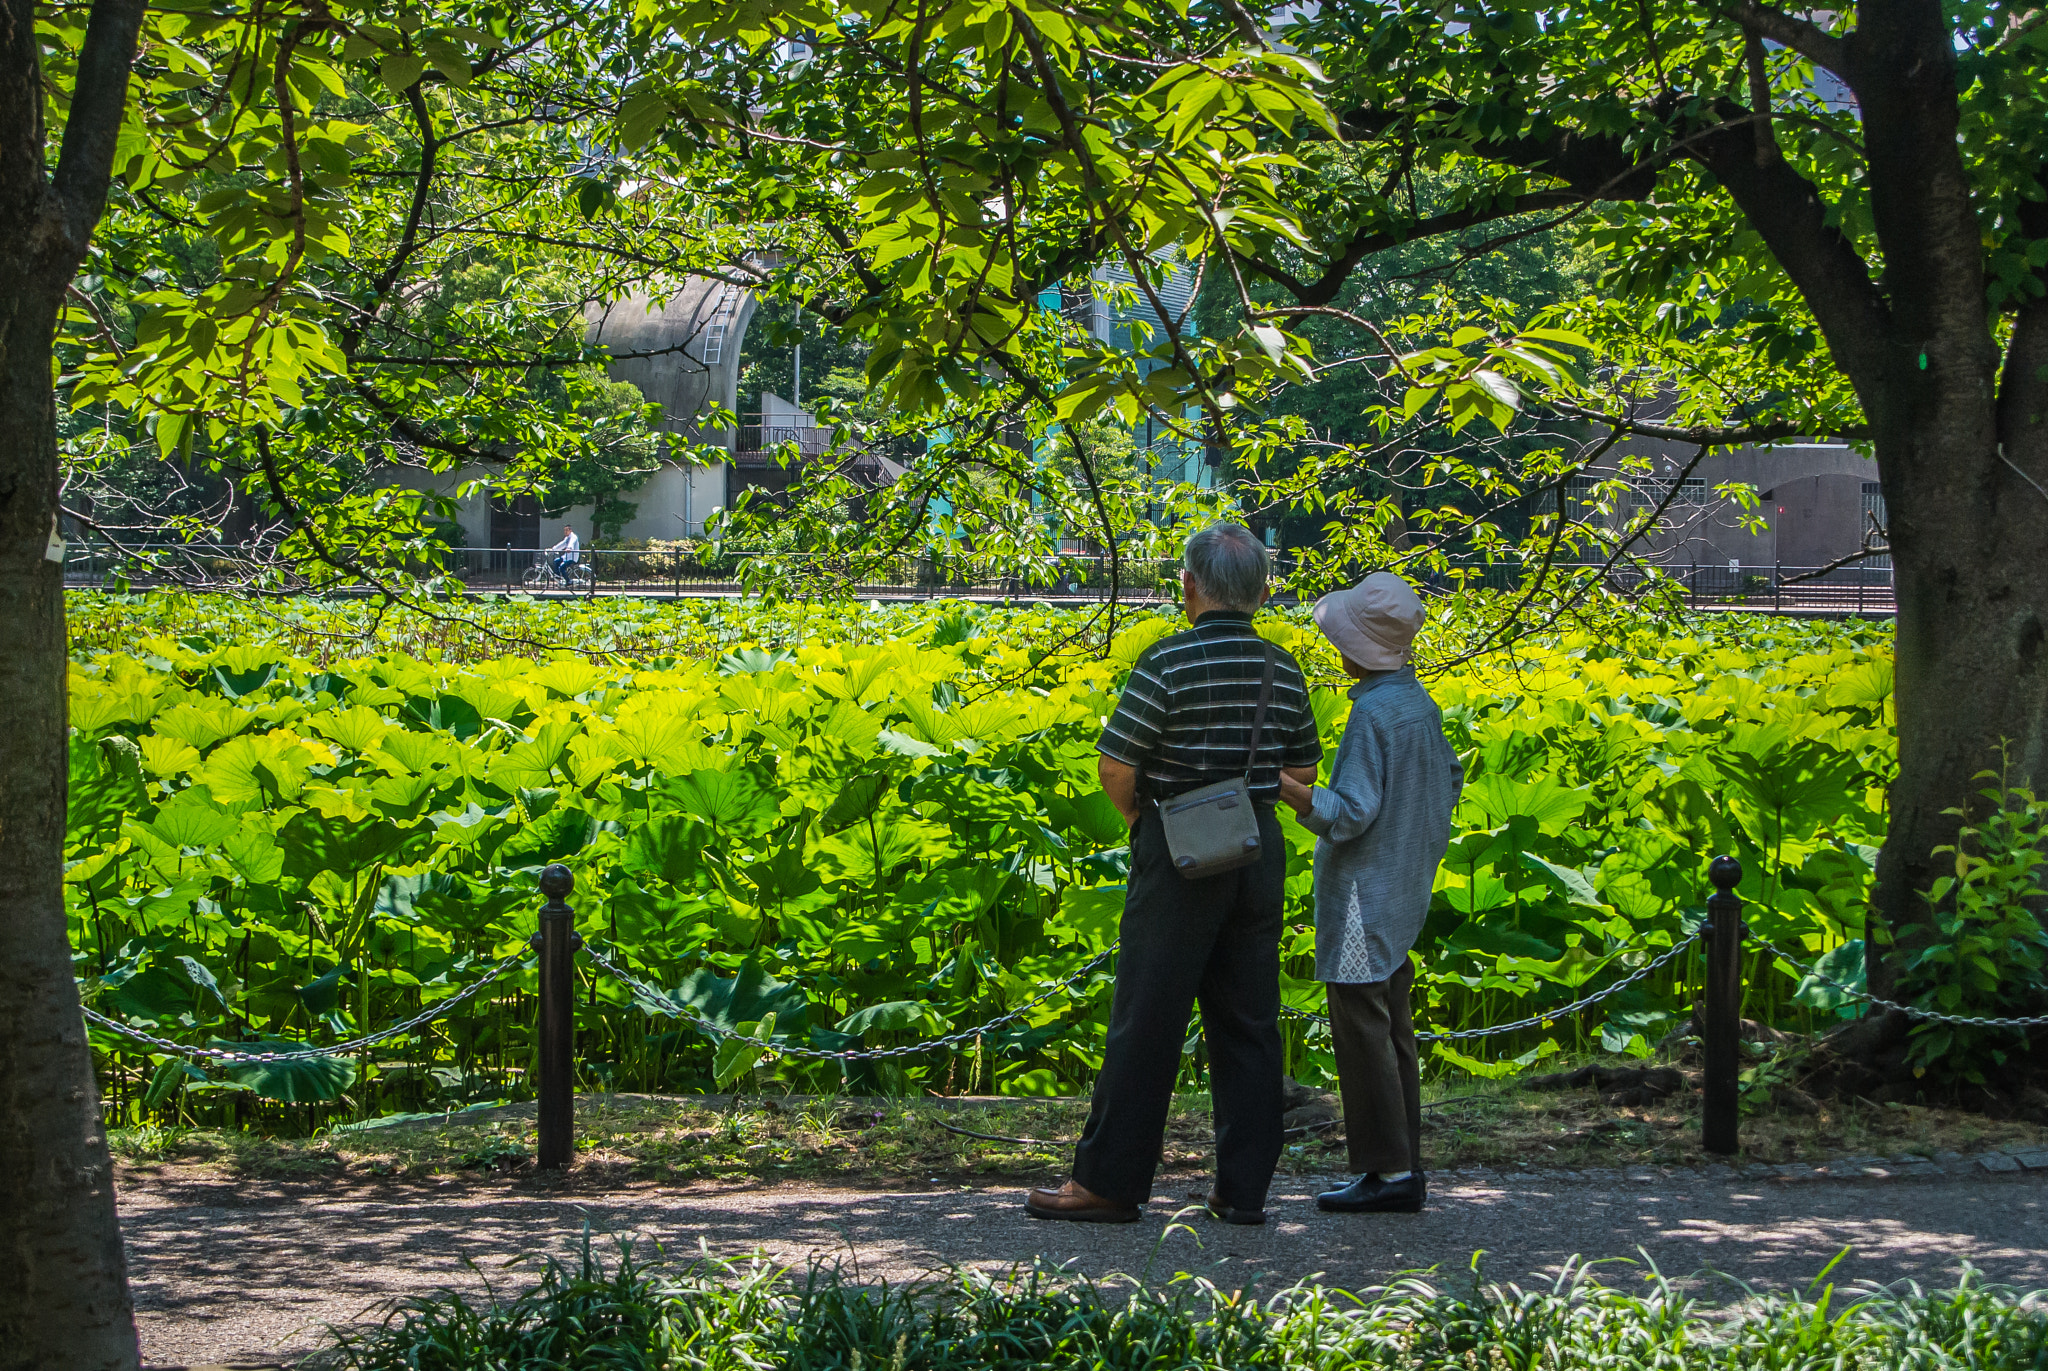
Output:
[{"xmin": 1098, "ymin": 611, "xmax": 1322, "ymax": 801}]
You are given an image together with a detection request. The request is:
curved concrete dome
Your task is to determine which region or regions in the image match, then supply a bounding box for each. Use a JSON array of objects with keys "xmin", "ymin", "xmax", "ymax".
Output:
[{"xmin": 586, "ymin": 279, "xmax": 760, "ymax": 448}]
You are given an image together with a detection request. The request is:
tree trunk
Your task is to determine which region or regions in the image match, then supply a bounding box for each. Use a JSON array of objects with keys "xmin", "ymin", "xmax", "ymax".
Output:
[
  {"xmin": 1845, "ymin": 0, "xmax": 2048, "ymax": 991},
  {"xmin": 2, "ymin": 0, "xmax": 146, "ymax": 1363},
  {"xmin": 0, "ymin": 282, "xmax": 141, "ymax": 1371},
  {"xmin": 1872, "ymin": 409, "xmax": 2048, "ymax": 988}
]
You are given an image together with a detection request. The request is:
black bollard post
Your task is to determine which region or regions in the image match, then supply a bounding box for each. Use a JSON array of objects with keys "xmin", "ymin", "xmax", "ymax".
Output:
[
  {"xmin": 536, "ymin": 864, "xmax": 579, "ymax": 1169},
  {"xmin": 1702, "ymin": 855, "xmax": 1745, "ymax": 1155}
]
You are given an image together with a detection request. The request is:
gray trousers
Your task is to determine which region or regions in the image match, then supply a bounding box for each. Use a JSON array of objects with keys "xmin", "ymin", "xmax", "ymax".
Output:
[{"xmin": 1326, "ymin": 960, "xmax": 1422, "ymax": 1175}]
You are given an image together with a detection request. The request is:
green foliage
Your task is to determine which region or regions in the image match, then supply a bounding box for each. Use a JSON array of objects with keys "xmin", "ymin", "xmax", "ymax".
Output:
[
  {"xmin": 1899, "ymin": 762, "xmax": 2048, "ymax": 1083},
  {"xmin": 43, "ymin": 0, "xmax": 1965, "ymax": 659},
  {"xmin": 66, "ymin": 593, "xmax": 1925, "ymax": 1126},
  {"xmin": 48, "ymin": 0, "xmax": 704, "ymax": 581},
  {"xmin": 326, "ymin": 1241, "xmax": 2048, "ymax": 1371}
]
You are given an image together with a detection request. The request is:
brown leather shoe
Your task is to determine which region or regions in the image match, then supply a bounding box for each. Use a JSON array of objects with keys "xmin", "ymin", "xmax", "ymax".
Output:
[{"xmin": 1025, "ymin": 1179, "xmax": 1141, "ymax": 1223}]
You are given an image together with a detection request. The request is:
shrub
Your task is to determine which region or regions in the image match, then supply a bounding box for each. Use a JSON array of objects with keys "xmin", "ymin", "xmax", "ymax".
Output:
[
  {"xmin": 1900, "ymin": 756, "xmax": 2048, "ymax": 1083},
  {"xmin": 319, "ymin": 1240, "xmax": 2048, "ymax": 1371}
]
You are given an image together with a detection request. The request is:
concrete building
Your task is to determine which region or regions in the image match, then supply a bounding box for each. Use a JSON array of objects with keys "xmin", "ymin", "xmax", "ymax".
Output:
[
  {"xmin": 407, "ymin": 276, "xmax": 879, "ymax": 555},
  {"xmin": 1572, "ymin": 436, "xmax": 1886, "ymax": 574},
  {"xmin": 1074, "ymin": 255, "xmax": 1212, "ymax": 488}
]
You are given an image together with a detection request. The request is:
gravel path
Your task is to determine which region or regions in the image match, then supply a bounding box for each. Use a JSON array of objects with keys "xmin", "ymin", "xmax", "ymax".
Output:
[{"xmin": 124, "ymin": 1166, "xmax": 2048, "ymax": 1368}]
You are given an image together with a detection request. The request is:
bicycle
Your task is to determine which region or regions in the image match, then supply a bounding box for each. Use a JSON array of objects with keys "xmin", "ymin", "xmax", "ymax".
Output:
[{"xmin": 523, "ymin": 553, "xmax": 594, "ymax": 592}]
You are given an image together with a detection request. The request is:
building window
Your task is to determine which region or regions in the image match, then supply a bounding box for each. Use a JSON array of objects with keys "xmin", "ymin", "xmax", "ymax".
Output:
[
  {"xmin": 1636, "ymin": 477, "xmax": 1710, "ymax": 509},
  {"xmin": 1564, "ymin": 475, "xmax": 1708, "ymax": 521}
]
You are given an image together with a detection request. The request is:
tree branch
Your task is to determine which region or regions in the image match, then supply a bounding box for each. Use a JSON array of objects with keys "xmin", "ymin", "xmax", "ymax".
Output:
[
  {"xmin": 50, "ymin": 0, "xmax": 148, "ymax": 252},
  {"xmin": 372, "ymin": 87, "xmax": 440, "ymax": 295},
  {"xmin": 1546, "ymin": 400, "xmax": 1868, "ymax": 444},
  {"xmin": 1995, "ymin": 189, "xmax": 2048, "ymax": 461},
  {"xmin": 1341, "ymin": 106, "xmax": 1665, "ymax": 200},
  {"xmin": 1241, "ymin": 192, "xmax": 1587, "ymax": 306},
  {"xmin": 1686, "ymin": 97, "xmax": 1892, "ymax": 389},
  {"xmin": 354, "ymin": 336, "xmax": 716, "ymax": 369},
  {"xmin": 1719, "ymin": 1, "xmax": 1850, "ymax": 80},
  {"xmin": 1745, "ymin": 31, "xmax": 1783, "ymax": 167},
  {"xmin": 1778, "ymin": 544, "xmax": 1891, "ymax": 583},
  {"xmin": 349, "ymin": 381, "xmax": 507, "ymax": 464},
  {"xmin": 1272, "ymin": 114, "xmax": 1665, "ymax": 306}
]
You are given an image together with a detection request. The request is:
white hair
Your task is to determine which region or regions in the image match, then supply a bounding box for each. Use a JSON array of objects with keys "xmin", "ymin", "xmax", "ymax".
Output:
[{"xmin": 1183, "ymin": 521, "xmax": 1269, "ymax": 611}]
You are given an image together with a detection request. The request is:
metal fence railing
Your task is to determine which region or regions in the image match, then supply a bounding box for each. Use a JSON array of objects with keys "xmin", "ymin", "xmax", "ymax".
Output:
[
  {"xmin": 1675, "ymin": 562, "xmax": 1895, "ymax": 617},
  {"xmin": 59, "ymin": 544, "xmax": 1193, "ymax": 602},
  {"xmin": 1431, "ymin": 561, "xmax": 1894, "ymax": 617},
  {"xmin": 58, "ymin": 545, "xmax": 1896, "ymax": 616}
]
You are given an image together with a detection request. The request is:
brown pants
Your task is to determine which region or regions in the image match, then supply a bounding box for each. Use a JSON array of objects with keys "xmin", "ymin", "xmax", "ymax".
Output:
[{"xmin": 1326, "ymin": 961, "xmax": 1422, "ymax": 1175}]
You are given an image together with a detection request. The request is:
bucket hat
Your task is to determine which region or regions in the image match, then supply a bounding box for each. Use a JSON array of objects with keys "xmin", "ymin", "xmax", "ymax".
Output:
[{"xmin": 1312, "ymin": 571, "xmax": 1426, "ymax": 671}]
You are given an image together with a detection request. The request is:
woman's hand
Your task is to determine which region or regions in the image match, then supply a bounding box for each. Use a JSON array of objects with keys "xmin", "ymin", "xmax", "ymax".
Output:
[{"xmin": 1276, "ymin": 770, "xmax": 1315, "ymax": 818}]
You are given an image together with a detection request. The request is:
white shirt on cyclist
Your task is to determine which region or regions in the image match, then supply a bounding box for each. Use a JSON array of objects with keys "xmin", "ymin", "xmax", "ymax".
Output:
[{"xmin": 548, "ymin": 530, "xmax": 581, "ymax": 562}]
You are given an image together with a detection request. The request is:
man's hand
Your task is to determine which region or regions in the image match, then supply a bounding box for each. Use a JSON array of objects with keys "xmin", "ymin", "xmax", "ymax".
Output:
[
  {"xmin": 1098, "ymin": 754, "xmax": 1142, "ymax": 829},
  {"xmin": 1277, "ymin": 767, "xmax": 1316, "ymax": 819}
]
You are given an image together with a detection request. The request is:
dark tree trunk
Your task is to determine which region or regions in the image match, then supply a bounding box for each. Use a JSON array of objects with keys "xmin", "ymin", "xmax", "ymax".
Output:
[
  {"xmin": 1, "ymin": 0, "xmax": 147, "ymax": 1365},
  {"xmin": 1695, "ymin": 0, "xmax": 2048, "ymax": 989},
  {"xmin": 0, "ymin": 300, "xmax": 138, "ymax": 1371},
  {"xmin": 1873, "ymin": 405, "xmax": 2048, "ymax": 987},
  {"xmin": 1843, "ymin": 0, "xmax": 2048, "ymax": 985}
]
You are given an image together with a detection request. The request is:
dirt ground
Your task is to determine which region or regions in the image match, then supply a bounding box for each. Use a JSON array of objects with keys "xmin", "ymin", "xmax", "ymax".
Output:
[
  {"xmin": 125, "ymin": 1162, "xmax": 2048, "ymax": 1369},
  {"xmin": 112, "ymin": 1084, "xmax": 2048, "ymax": 1185}
]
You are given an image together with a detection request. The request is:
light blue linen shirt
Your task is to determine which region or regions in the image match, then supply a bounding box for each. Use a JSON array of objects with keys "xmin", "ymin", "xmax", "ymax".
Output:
[{"xmin": 1299, "ymin": 668, "xmax": 1465, "ymax": 984}]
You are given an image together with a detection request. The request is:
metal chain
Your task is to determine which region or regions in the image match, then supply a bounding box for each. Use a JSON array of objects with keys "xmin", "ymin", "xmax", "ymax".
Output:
[
  {"xmin": 582, "ymin": 942, "xmax": 1117, "ymax": 1061},
  {"xmin": 1761, "ymin": 939, "xmax": 2048, "ymax": 1030},
  {"xmin": 79, "ymin": 950, "xmax": 533, "ymax": 1064},
  {"xmin": 1281, "ymin": 935, "xmax": 1700, "ymax": 1041},
  {"xmin": 80, "ymin": 926, "xmax": 1712, "ymax": 1071}
]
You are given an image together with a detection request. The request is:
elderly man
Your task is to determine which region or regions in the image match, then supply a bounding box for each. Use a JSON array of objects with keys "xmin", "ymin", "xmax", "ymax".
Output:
[
  {"xmin": 1277, "ymin": 571, "xmax": 1463, "ymax": 1215},
  {"xmin": 1027, "ymin": 521, "xmax": 1322, "ymax": 1226}
]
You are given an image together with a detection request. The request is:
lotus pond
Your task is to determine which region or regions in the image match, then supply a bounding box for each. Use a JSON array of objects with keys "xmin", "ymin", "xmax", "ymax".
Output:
[{"xmin": 64, "ymin": 592, "xmax": 1894, "ymax": 1129}]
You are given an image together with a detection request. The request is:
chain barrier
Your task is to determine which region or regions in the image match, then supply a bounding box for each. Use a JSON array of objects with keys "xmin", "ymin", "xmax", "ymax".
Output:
[
  {"xmin": 1282, "ymin": 934, "xmax": 1699, "ymax": 1041},
  {"xmin": 78, "ymin": 949, "xmax": 533, "ymax": 1065},
  {"xmin": 594, "ymin": 934, "xmax": 1696, "ymax": 1056},
  {"xmin": 1759, "ymin": 938, "xmax": 2048, "ymax": 1031},
  {"xmin": 78, "ymin": 929, "xmax": 1716, "ymax": 1071},
  {"xmin": 582, "ymin": 941, "xmax": 1118, "ymax": 1062}
]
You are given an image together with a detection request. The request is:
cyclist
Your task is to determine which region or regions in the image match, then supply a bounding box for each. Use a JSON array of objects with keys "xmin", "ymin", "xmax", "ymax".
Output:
[{"xmin": 547, "ymin": 525, "xmax": 581, "ymax": 585}]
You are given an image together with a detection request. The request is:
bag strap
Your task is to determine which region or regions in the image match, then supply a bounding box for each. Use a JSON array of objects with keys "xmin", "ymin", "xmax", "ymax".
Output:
[{"xmin": 1242, "ymin": 642, "xmax": 1276, "ymax": 785}]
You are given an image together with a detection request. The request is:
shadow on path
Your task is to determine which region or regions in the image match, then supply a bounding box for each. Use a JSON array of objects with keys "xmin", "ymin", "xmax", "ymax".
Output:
[{"xmin": 121, "ymin": 1169, "xmax": 2048, "ymax": 1367}]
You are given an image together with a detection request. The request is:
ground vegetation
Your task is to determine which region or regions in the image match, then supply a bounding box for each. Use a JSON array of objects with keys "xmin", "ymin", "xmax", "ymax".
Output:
[
  {"xmin": 101, "ymin": 1085, "xmax": 2048, "ymax": 1187},
  {"xmin": 314, "ymin": 1240, "xmax": 2048, "ymax": 1371}
]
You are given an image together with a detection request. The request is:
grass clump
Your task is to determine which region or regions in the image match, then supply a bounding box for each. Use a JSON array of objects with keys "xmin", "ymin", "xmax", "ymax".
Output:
[{"xmin": 319, "ymin": 1239, "xmax": 2048, "ymax": 1371}]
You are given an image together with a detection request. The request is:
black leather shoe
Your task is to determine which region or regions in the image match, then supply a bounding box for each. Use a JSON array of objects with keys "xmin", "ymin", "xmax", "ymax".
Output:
[
  {"xmin": 1316, "ymin": 1171, "xmax": 1427, "ymax": 1214},
  {"xmin": 1196, "ymin": 1190, "xmax": 1267, "ymax": 1225}
]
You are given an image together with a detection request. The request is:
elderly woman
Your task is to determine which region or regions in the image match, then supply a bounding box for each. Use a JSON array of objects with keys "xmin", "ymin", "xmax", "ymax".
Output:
[{"xmin": 1276, "ymin": 571, "xmax": 1464, "ymax": 1215}]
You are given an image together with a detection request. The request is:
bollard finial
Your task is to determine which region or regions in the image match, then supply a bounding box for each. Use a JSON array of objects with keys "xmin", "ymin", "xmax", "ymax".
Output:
[
  {"xmin": 539, "ymin": 863, "xmax": 574, "ymax": 901},
  {"xmin": 1708, "ymin": 854, "xmax": 1742, "ymax": 893}
]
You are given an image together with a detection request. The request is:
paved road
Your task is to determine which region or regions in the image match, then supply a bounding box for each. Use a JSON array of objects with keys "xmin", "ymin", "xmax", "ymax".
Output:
[{"xmin": 122, "ymin": 1165, "xmax": 2046, "ymax": 1368}]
